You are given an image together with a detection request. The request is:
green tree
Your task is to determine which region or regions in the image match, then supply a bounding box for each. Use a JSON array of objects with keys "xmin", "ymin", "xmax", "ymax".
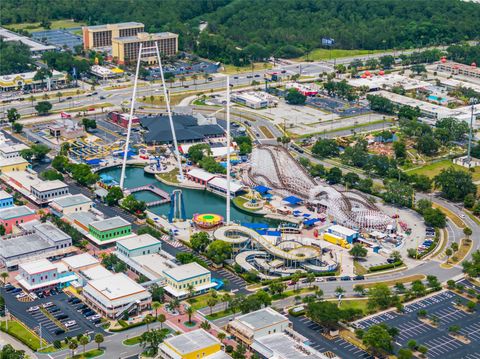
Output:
[
  {"xmin": 349, "ymin": 244, "xmax": 368, "ymax": 259},
  {"xmin": 105, "ymin": 186, "xmax": 124, "ymax": 206},
  {"xmin": 6, "ymin": 108, "xmax": 20, "ymax": 123},
  {"xmin": 464, "ymin": 194, "xmax": 476, "ymax": 209},
  {"xmin": 68, "ymin": 339, "xmax": 78, "ymax": 358},
  {"xmin": 462, "ymin": 250, "xmax": 480, "ymax": 277},
  {"xmin": 307, "ymin": 301, "xmax": 341, "ymax": 330},
  {"xmin": 186, "ymin": 306, "xmax": 195, "ymax": 324},
  {"xmin": 362, "ymin": 324, "xmax": 394, "ymax": 356},
  {"xmin": 158, "ymin": 313, "xmax": 166, "ymax": 329},
  {"xmin": 79, "ymin": 334, "xmax": 90, "ymax": 354},
  {"xmin": 140, "ymin": 328, "xmax": 167, "ymax": 356},
  {"xmin": 82, "ymin": 118, "xmax": 97, "ymax": 131},
  {"xmin": 311, "ymin": 139, "xmax": 339, "ymax": 158},
  {"xmin": 285, "ymin": 89, "xmax": 306, "ymax": 105},
  {"xmin": 207, "ymin": 297, "xmax": 218, "ymax": 315},
  {"xmin": 152, "ymin": 301, "xmax": 162, "ymax": 319},
  {"xmin": 0, "ymin": 272, "xmax": 8, "ymax": 286},
  {"xmin": 190, "ymin": 231, "xmax": 210, "ymax": 252},
  {"xmin": 397, "ymin": 348, "xmax": 413, "ymax": 359},
  {"xmin": 368, "ymin": 284, "xmax": 395, "ymax": 310},
  {"xmin": 326, "ymin": 167, "xmax": 342, "ymax": 184},
  {"xmin": 12, "ymin": 122, "xmax": 23, "ymax": 133},
  {"xmin": 52, "ymin": 155, "xmax": 69, "ymax": 173},
  {"xmin": 40, "ymin": 169, "xmax": 63, "ymax": 181},
  {"xmin": 383, "ymin": 180, "xmax": 414, "ymax": 208},
  {"xmin": 206, "ymin": 240, "xmax": 232, "ymax": 264},
  {"xmin": 94, "ymin": 333, "xmax": 104, "ymax": 350},
  {"xmin": 35, "ymin": 101, "xmax": 53, "ymax": 115},
  {"xmin": 434, "ymin": 167, "xmax": 476, "ymax": 201}
]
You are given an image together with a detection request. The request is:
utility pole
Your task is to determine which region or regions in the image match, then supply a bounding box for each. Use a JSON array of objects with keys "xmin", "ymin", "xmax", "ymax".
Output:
[
  {"xmin": 467, "ymin": 98, "xmax": 477, "ymax": 168},
  {"xmin": 155, "ymin": 43, "xmax": 184, "ymax": 182},
  {"xmin": 120, "ymin": 43, "xmax": 143, "ymax": 190},
  {"xmin": 226, "ymin": 75, "xmax": 231, "ymax": 224}
]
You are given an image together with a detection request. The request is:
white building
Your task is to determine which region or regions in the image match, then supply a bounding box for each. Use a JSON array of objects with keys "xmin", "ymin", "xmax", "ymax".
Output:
[
  {"xmin": 16, "ymin": 258, "xmax": 77, "ymax": 292},
  {"xmin": 163, "ymin": 262, "xmax": 217, "ymax": 299},
  {"xmin": 0, "ymin": 27, "xmax": 56, "ymax": 55},
  {"xmin": 31, "ymin": 180, "xmax": 69, "ymax": 203},
  {"xmin": 78, "ymin": 265, "xmax": 112, "ymax": 286},
  {"xmin": 62, "ymin": 252, "xmax": 99, "ymax": 272},
  {"xmin": 116, "ymin": 234, "xmax": 162, "ymax": 258},
  {"xmin": 83, "ymin": 272, "xmax": 152, "ymax": 319},
  {"xmin": 0, "ymin": 143, "xmax": 30, "ymax": 159},
  {"xmin": 231, "ymin": 92, "xmax": 276, "ymax": 109},
  {"xmin": 50, "ymin": 194, "xmax": 93, "ymax": 215},
  {"xmin": 207, "ymin": 177, "xmax": 245, "ymax": 197},
  {"xmin": 227, "ymin": 308, "xmax": 291, "ymax": 345}
]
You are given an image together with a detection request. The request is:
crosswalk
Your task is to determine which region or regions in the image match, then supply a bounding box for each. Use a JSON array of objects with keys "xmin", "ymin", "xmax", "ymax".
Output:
[{"xmin": 161, "ymin": 235, "xmax": 183, "ymax": 248}]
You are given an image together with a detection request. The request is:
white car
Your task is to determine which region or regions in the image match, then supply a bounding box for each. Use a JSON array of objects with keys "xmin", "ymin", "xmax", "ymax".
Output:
[
  {"xmin": 16, "ymin": 292, "xmax": 27, "ymax": 299},
  {"xmin": 42, "ymin": 302, "xmax": 54, "ymax": 308},
  {"xmin": 64, "ymin": 320, "xmax": 76, "ymax": 328},
  {"xmin": 27, "ymin": 306, "xmax": 39, "ymax": 312},
  {"xmin": 89, "ymin": 314, "xmax": 101, "ymax": 321}
]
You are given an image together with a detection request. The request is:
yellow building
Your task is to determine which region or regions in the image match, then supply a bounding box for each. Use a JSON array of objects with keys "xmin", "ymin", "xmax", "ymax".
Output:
[
  {"xmin": 158, "ymin": 329, "xmax": 230, "ymax": 359},
  {"xmin": 112, "ymin": 32, "xmax": 178, "ymax": 65},
  {"xmin": 0, "ymin": 157, "xmax": 29, "ymax": 173},
  {"xmin": 162, "ymin": 262, "xmax": 217, "ymax": 299},
  {"xmin": 82, "ymin": 22, "xmax": 144, "ymax": 50},
  {"xmin": 0, "ymin": 70, "xmax": 67, "ymax": 92}
]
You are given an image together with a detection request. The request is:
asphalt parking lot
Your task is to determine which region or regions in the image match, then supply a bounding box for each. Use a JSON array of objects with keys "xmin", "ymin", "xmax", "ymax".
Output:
[
  {"xmin": 1, "ymin": 288, "xmax": 106, "ymax": 342},
  {"xmin": 289, "ymin": 315, "xmax": 374, "ymax": 359},
  {"xmin": 354, "ymin": 290, "xmax": 480, "ymax": 359}
]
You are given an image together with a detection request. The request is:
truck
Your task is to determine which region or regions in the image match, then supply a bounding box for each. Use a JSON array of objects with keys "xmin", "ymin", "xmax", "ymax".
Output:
[{"xmin": 322, "ymin": 233, "xmax": 351, "ymax": 249}]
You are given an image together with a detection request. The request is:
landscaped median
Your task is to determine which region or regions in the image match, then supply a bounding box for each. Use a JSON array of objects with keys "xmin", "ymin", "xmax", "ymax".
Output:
[
  {"xmin": 432, "ymin": 202, "xmax": 466, "ymax": 228},
  {"xmin": 441, "ymin": 237, "xmax": 473, "ymax": 269},
  {"xmin": 68, "ymin": 349, "xmax": 104, "ymax": 359},
  {"xmin": 0, "ymin": 319, "xmax": 47, "ymax": 351}
]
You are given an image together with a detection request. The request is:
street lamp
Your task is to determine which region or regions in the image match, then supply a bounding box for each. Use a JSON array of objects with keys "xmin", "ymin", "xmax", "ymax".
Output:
[{"xmin": 467, "ymin": 97, "xmax": 478, "ymax": 168}]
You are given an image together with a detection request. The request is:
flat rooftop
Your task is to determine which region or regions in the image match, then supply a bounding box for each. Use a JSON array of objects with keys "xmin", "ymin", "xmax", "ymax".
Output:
[
  {"xmin": 62, "ymin": 253, "xmax": 99, "ymax": 269},
  {"xmin": 116, "ymin": 233, "xmax": 160, "ymax": 251},
  {"xmin": 69, "ymin": 211, "xmax": 99, "ymax": 228},
  {"xmin": 32, "ymin": 179, "xmax": 68, "ymax": 192},
  {"xmin": 0, "ymin": 190, "xmax": 13, "ymax": 201},
  {"xmin": 52, "ymin": 194, "xmax": 92, "ymax": 208},
  {"xmin": 164, "ymin": 329, "xmax": 219, "ymax": 355},
  {"xmin": 20, "ymin": 259, "xmax": 56, "ymax": 275},
  {"xmin": 90, "ymin": 216, "xmax": 130, "ymax": 232},
  {"xmin": 163, "ymin": 262, "xmax": 210, "ymax": 282},
  {"xmin": 234, "ymin": 307, "xmax": 288, "ymax": 331},
  {"xmin": 0, "ymin": 143, "xmax": 29, "ymax": 154},
  {"xmin": 0, "ymin": 157, "xmax": 28, "ymax": 166},
  {"xmin": 253, "ymin": 332, "xmax": 327, "ymax": 359},
  {"xmin": 85, "ymin": 22, "xmax": 144, "ymax": 31},
  {"xmin": 0, "ymin": 205, "xmax": 34, "ymax": 220},
  {"xmin": 34, "ymin": 222, "xmax": 71, "ymax": 243},
  {"xmin": 86, "ymin": 272, "xmax": 147, "ymax": 300},
  {"xmin": 80, "ymin": 265, "xmax": 112, "ymax": 281},
  {"xmin": 112, "ymin": 31, "xmax": 177, "ymax": 43},
  {"xmin": 0, "ymin": 27, "xmax": 56, "ymax": 52},
  {"xmin": 132, "ymin": 253, "xmax": 176, "ymax": 279},
  {"xmin": 0, "ymin": 234, "xmax": 52, "ymax": 259}
]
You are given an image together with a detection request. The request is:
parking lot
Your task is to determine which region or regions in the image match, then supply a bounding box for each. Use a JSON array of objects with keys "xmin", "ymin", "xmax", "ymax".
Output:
[
  {"xmin": 307, "ymin": 96, "xmax": 371, "ymax": 117},
  {"xmin": 354, "ymin": 290, "xmax": 480, "ymax": 358},
  {"xmin": 1, "ymin": 287, "xmax": 106, "ymax": 342},
  {"xmin": 289, "ymin": 315, "xmax": 374, "ymax": 359}
]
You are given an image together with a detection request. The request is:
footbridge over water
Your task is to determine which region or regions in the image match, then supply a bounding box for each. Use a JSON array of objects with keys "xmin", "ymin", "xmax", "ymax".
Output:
[{"xmin": 124, "ymin": 184, "xmax": 171, "ymax": 207}]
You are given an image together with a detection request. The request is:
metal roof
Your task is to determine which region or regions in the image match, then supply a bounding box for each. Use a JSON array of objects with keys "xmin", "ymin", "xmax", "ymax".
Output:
[
  {"xmin": 164, "ymin": 329, "xmax": 220, "ymax": 354},
  {"xmin": 0, "ymin": 205, "xmax": 34, "ymax": 220},
  {"xmin": 52, "ymin": 194, "xmax": 92, "ymax": 208},
  {"xmin": 90, "ymin": 216, "xmax": 130, "ymax": 232},
  {"xmin": 163, "ymin": 262, "xmax": 210, "ymax": 282},
  {"xmin": 234, "ymin": 308, "xmax": 288, "ymax": 331}
]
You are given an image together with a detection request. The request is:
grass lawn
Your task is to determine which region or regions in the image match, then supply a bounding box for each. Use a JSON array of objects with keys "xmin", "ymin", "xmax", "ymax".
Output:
[
  {"xmin": 156, "ymin": 168, "xmax": 179, "ymax": 184},
  {"xmin": 5, "ymin": 19, "xmax": 86, "ymax": 32},
  {"xmin": 259, "ymin": 125, "xmax": 275, "ymax": 139},
  {"xmin": 353, "ymin": 260, "xmax": 368, "ymax": 275},
  {"xmin": 123, "ymin": 335, "xmax": 142, "ymax": 346},
  {"xmin": 300, "ymin": 48, "xmax": 388, "ymax": 61},
  {"xmin": 363, "ymin": 274, "xmax": 425, "ymax": 289},
  {"xmin": 205, "ymin": 308, "xmax": 240, "ymax": 321},
  {"xmin": 432, "ymin": 203, "xmax": 465, "ymax": 229},
  {"xmin": 406, "ymin": 159, "xmax": 480, "ymax": 181},
  {"xmin": 188, "ymin": 293, "xmax": 219, "ymax": 310},
  {"xmin": 221, "ymin": 62, "xmax": 272, "ymax": 74},
  {"xmin": 138, "ymin": 93, "xmax": 192, "ymax": 106},
  {"xmin": 68, "ymin": 349, "xmax": 104, "ymax": 359},
  {"xmin": 54, "ymin": 103, "xmax": 113, "ymax": 113},
  {"xmin": 337, "ymin": 299, "xmax": 369, "ymax": 314},
  {"xmin": 442, "ymin": 238, "xmax": 472, "ymax": 268},
  {"xmin": 0, "ymin": 320, "xmax": 47, "ymax": 351}
]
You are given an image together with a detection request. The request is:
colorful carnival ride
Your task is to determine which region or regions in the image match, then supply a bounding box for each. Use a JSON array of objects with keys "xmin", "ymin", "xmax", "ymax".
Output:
[{"xmin": 192, "ymin": 213, "xmax": 224, "ymax": 229}]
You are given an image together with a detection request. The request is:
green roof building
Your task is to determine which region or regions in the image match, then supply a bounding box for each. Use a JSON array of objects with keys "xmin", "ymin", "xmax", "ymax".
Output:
[{"xmin": 88, "ymin": 216, "xmax": 132, "ymax": 243}]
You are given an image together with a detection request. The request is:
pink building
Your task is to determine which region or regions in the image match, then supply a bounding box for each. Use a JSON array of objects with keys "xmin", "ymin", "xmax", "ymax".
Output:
[{"xmin": 0, "ymin": 205, "xmax": 39, "ymax": 234}]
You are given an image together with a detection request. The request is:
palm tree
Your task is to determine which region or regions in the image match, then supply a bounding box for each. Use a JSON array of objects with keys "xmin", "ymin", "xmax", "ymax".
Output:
[
  {"xmin": 187, "ymin": 283, "xmax": 195, "ymax": 299},
  {"xmin": 207, "ymin": 297, "xmax": 218, "ymax": 315},
  {"xmin": 158, "ymin": 313, "xmax": 166, "ymax": 329},
  {"xmin": 180, "ymin": 76, "xmax": 186, "ymax": 86},
  {"xmin": 56, "ymin": 92, "xmax": 62, "ymax": 103},
  {"xmin": 306, "ymin": 273, "xmax": 315, "ymax": 289},
  {"xmin": 0, "ymin": 272, "xmax": 8, "ymax": 286},
  {"xmin": 221, "ymin": 293, "xmax": 231, "ymax": 311},
  {"xmin": 79, "ymin": 335, "xmax": 89, "ymax": 354},
  {"xmin": 167, "ymin": 298, "xmax": 180, "ymax": 313},
  {"xmin": 94, "ymin": 333, "xmax": 104, "ymax": 350},
  {"xmin": 152, "ymin": 301, "xmax": 161, "ymax": 319},
  {"xmin": 335, "ymin": 286, "xmax": 345, "ymax": 298},
  {"xmin": 217, "ymin": 332, "xmax": 226, "ymax": 344},
  {"xmin": 69, "ymin": 339, "xmax": 78, "ymax": 357},
  {"xmin": 192, "ymin": 74, "xmax": 198, "ymax": 85},
  {"xmin": 464, "ymin": 227, "xmax": 472, "ymax": 241},
  {"xmin": 186, "ymin": 306, "xmax": 195, "ymax": 325},
  {"xmin": 144, "ymin": 314, "xmax": 154, "ymax": 332},
  {"xmin": 200, "ymin": 320, "xmax": 211, "ymax": 330},
  {"xmin": 203, "ymin": 73, "xmax": 209, "ymax": 83}
]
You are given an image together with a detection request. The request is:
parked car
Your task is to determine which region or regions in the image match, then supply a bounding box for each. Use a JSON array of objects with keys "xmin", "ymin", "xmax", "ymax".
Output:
[
  {"xmin": 326, "ymin": 277, "xmax": 337, "ymax": 282},
  {"xmin": 54, "ymin": 329, "xmax": 65, "ymax": 335},
  {"xmin": 64, "ymin": 320, "xmax": 76, "ymax": 328},
  {"xmin": 42, "ymin": 302, "xmax": 54, "ymax": 308},
  {"xmin": 27, "ymin": 306, "xmax": 40, "ymax": 313},
  {"xmin": 88, "ymin": 314, "xmax": 101, "ymax": 321},
  {"xmin": 341, "ymin": 276, "xmax": 351, "ymax": 281},
  {"xmin": 353, "ymin": 275, "xmax": 365, "ymax": 280},
  {"xmin": 5, "ymin": 284, "xmax": 15, "ymax": 292},
  {"xmin": 55, "ymin": 314, "xmax": 69, "ymax": 320},
  {"xmin": 16, "ymin": 292, "xmax": 27, "ymax": 299},
  {"xmin": 71, "ymin": 298, "xmax": 81, "ymax": 304},
  {"xmin": 11, "ymin": 288, "xmax": 22, "ymax": 294}
]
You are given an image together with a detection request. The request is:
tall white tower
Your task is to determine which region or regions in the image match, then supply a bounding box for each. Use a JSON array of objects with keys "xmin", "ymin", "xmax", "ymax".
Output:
[
  {"xmin": 226, "ymin": 75, "xmax": 231, "ymax": 224},
  {"xmin": 119, "ymin": 41, "xmax": 184, "ymax": 190}
]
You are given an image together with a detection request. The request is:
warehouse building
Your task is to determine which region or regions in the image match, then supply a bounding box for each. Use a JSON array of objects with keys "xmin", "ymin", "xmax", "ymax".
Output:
[
  {"xmin": 0, "ymin": 27, "xmax": 56, "ymax": 55},
  {"xmin": 140, "ymin": 113, "xmax": 224, "ymax": 145},
  {"xmin": 82, "ymin": 22, "xmax": 144, "ymax": 50},
  {"xmin": 0, "ymin": 221, "xmax": 73, "ymax": 269},
  {"xmin": 32, "ymin": 29, "xmax": 83, "ymax": 51},
  {"xmin": 112, "ymin": 31, "xmax": 178, "ymax": 65},
  {"xmin": 83, "ymin": 272, "xmax": 151, "ymax": 319}
]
